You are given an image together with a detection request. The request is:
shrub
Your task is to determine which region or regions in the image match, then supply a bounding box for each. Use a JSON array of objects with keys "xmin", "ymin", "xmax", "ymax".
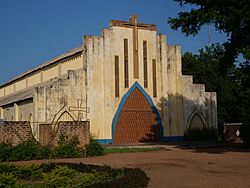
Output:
[
  {"xmin": 0, "ymin": 140, "xmax": 43, "ymax": 161},
  {"xmin": 0, "ymin": 163, "xmax": 149, "ymax": 188},
  {"xmin": 0, "ymin": 142, "xmax": 12, "ymax": 161},
  {"xmin": 184, "ymin": 127, "xmax": 218, "ymax": 141},
  {"xmin": 240, "ymin": 123, "xmax": 250, "ymax": 145},
  {"xmin": 37, "ymin": 145, "xmax": 54, "ymax": 159},
  {"xmin": 75, "ymin": 171, "xmax": 110, "ymax": 187},
  {"xmin": 0, "ymin": 134, "xmax": 87, "ymax": 161},
  {"xmin": 44, "ymin": 165, "xmax": 76, "ymax": 187},
  {"xmin": 54, "ymin": 135, "xmax": 83, "ymax": 158},
  {"xmin": 85, "ymin": 139, "xmax": 104, "ymax": 157},
  {"xmin": 0, "ymin": 173, "xmax": 16, "ymax": 188},
  {"xmin": 11, "ymin": 140, "xmax": 40, "ymax": 161}
]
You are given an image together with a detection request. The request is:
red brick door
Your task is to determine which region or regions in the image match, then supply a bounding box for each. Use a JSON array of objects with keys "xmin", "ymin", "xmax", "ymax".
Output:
[{"xmin": 114, "ymin": 88, "xmax": 160, "ymax": 144}]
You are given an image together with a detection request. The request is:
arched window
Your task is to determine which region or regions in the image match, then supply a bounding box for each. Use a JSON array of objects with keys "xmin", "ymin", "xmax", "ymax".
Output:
[{"xmin": 188, "ymin": 113, "xmax": 205, "ymax": 129}]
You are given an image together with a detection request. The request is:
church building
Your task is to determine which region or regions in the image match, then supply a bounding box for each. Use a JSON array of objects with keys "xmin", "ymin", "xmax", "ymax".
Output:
[{"xmin": 0, "ymin": 16, "xmax": 217, "ymax": 144}]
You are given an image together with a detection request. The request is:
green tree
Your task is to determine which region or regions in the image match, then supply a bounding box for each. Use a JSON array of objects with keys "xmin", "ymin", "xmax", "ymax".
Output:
[{"xmin": 168, "ymin": 0, "xmax": 250, "ymax": 67}]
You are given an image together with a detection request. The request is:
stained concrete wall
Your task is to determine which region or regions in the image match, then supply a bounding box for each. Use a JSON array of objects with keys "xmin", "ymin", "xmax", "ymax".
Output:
[
  {"xmin": 18, "ymin": 99, "xmax": 34, "ymax": 121},
  {"xmin": 34, "ymin": 68, "xmax": 87, "ymax": 129},
  {"xmin": 181, "ymin": 75, "xmax": 217, "ymax": 130},
  {"xmin": 2, "ymin": 104, "xmax": 15, "ymax": 120}
]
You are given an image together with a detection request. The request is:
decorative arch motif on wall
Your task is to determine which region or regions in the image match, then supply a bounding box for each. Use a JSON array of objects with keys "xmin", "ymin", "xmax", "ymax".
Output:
[
  {"xmin": 186, "ymin": 109, "xmax": 206, "ymax": 129},
  {"xmin": 51, "ymin": 105, "xmax": 76, "ymax": 132},
  {"xmin": 111, "ymin": 81, "xmax": 163, "ymax": 143}
]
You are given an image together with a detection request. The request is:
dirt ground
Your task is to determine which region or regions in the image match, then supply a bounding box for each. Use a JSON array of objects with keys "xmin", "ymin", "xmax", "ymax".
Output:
[{"xmin": 8, "ymin": 144, "xmax": 250, "ymax": 188}]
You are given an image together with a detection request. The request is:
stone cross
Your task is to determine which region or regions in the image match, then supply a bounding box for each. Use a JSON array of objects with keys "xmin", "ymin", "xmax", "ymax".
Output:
[
  {"xmin": 110, "ymin": 15, "xmax": 156, "ymax": 79},
  {"xmin": 69, "ymin": 99, "xmax": 90, "ymax": 121}
]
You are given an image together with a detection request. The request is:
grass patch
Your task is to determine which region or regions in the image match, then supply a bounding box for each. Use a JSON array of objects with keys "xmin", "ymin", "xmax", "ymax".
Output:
[
  {"xmin": 0, "ymin": 163, "xmax": 149, "ymax": 188},
  {"xmin": 104, "ymin": 147, "xmax": 161, "ymax": 154}
]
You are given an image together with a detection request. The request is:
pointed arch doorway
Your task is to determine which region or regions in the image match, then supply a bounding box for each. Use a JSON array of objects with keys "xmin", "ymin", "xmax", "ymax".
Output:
[{"xmin": 113, "ymin": 82, "xmax": 162, "ymax": 144}]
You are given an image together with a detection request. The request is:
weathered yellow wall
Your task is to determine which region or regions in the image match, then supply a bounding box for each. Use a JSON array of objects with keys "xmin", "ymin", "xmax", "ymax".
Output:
[
  {"xmin": 85, "ymin": 35, "xmax": 106, "ymax": 138},
  {"xmin": 0, "ymin": 53, "xmax": 83, "ymax": 99},
  {"xmin": 42, "ymin": 65, "xmax": 59, "ymax": 82},
  {"xmin": 5, "ymin": 84, "xmax": 14, "ymax": 95},
  {"xmin": 0, "ymin": 107, "xmax": 3, "ymax": 119},
  {"xmin": 85, "ymin": 26, "xmax": 165, "ymax": 140},
  {"xmin": 0, "ymin": 88, "xmax": 3, "ymax": 97},
  {"xmin": 15, "ymin": 79, "xmax": 27, "ymax": 91},
  {"xmin": 27, "ymin": 72, "xmax": 41, "ymax": 87},
  {"xmin": 61, "ymin": 54, "xmax": 83, "ymax": 75},
  {"xmin": 35, "ymin": 68, "xmax": 87, "ymax": 127},
  {"xmin": 85, "ymin": 24, "xmax": 217, "ymax": 141},
  {"xmin": 18, "ymin": 99, "xmax": 34, "ymax": 121},
  {"xmin": 3, "ymin": 104, "xmax": 14, "ymax": 120}
]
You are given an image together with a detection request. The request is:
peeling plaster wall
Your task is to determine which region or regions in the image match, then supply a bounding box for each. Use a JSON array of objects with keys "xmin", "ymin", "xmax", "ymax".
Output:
[{"xmin": 35, "ymin": 68, "xmax": 87, "ymax": 126}]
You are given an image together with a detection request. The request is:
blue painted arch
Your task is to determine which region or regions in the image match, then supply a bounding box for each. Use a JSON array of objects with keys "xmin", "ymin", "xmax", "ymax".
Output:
[{"xmin": 111, "ymin": 82, "xmax": 163, "ymax": 143}]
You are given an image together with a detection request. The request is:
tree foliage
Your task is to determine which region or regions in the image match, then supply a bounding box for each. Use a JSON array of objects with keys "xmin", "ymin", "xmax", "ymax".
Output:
[{"xmin": 168, "ymin": 0, "xmax": 250, "ymax": 66}]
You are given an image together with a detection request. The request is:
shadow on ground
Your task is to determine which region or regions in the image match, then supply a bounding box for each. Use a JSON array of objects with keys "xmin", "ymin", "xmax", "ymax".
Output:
[{"xmin": 165, "ymin": 141, "xmax": 250, "ymax": 154}]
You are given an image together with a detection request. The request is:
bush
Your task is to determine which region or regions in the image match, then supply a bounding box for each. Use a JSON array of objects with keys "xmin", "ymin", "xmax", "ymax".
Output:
[
  {"xmin": 0, "ymin": 142, "xmax": 12, "ymax": 161},
  {"xmin": 0, "ymin": 140, "xmax": 40, "ymax": 161},
  {"xmin": 0, "ymin": 172, "xmax": 16, "ymax": 188},
  {"xmin": 85, "ymin": 139, "xmax": 104, "ymax": 157},
  {"xmin": 0, "ymin": 163, "xmax": 149, "ymax": 188},
  {"xmin": 11, "ymin": 140, "xmax": 40, "ymax": 161},
  {"xmin": 44, "ymin": 165, "xmax": 76, "ymax": 187},
  {"xmin": 185, "ymin": 127, "xmax": 218, "ymax": 141},
  {"xmin": 37, "ymin": 145, "xmax": 54, "ymax": 159},
  {"xmin": 240, "ymin": 123, "xmax": 250, "ymax": 145},
  {"xmin": 54, "ymin": 135, "xmax": 83, "ymax": 158},
  {"xmin": 0, "ymin": 134, "xmax": 87, "ymax": 161}
]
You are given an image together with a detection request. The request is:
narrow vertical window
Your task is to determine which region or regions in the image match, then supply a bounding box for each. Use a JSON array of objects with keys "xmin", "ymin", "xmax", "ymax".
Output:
[
  {"xmin": 143, "ymin": 41, "xmax": 148, "ymax": 88},
  {"xmin": 124, "ymin": 39, "xmax": 129, "ymax": 88},
  {"xmin": 115, "ymin": 56, "xmax": 119, "ymax": 97},
  {"xmin": 152, "ymin": 59, "xmax": 157, "ymax": 97}
]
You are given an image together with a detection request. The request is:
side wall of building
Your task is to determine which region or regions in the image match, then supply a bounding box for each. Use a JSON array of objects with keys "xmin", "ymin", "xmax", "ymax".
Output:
[{"xmin": 0, "ymin": 53, "xmax": 83, "ymax": 98}]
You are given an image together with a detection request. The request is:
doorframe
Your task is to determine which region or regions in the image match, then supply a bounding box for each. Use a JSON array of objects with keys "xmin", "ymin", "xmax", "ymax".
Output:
[{"xmin": 111, "ymin": 81, "xmax": 163, "ymax": 143}]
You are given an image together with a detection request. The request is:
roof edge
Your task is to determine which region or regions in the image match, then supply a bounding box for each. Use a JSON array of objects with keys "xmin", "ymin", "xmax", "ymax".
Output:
[{"xmin": 0, "ymin": 45, "xmax": 84, "ymax": 88}]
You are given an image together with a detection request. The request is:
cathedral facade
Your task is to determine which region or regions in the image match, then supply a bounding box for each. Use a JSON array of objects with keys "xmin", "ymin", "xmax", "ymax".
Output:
[{"xmin": 0, "ymin": 16, "xmax": 217, "ymax": 144}]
